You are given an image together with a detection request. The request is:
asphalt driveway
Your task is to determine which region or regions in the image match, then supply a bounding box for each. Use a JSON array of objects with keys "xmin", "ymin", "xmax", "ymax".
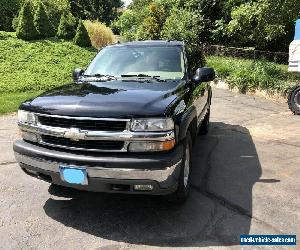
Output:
[{"xmin": 0, "ymin": 88, "xmax": 299, "ymax": 249}]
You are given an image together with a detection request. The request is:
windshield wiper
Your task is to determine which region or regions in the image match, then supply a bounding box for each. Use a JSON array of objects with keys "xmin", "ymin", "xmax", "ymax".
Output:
[
  {"xmin": 121, "ymin": 74, "xmax": 167, "ymax": 82},
  {"xmin": 83, "ymin": 74, "xmax": 117, "ymax": 80}
]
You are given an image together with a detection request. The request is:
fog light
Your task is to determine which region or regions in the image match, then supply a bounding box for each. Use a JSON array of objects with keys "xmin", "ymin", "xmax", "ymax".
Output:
[
  {"xmin": 21, "ymin": 132, "xmax": 38, "ymax": 143},
  {"xmin": 134, "ymin": 185, "xmax": 154, "ymax": 191}
]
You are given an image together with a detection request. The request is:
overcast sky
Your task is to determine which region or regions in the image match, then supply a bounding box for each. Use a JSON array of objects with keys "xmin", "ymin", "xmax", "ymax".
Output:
[{"xmin": 123, "ymin": 0, "xmax": 132, "ymax": 6}]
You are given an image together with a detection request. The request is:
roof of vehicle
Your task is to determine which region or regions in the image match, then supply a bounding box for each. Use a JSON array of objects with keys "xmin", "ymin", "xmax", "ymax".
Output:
[{"xmin": 111, "ymin": 40, "xmax": 184, "ymax": 47}]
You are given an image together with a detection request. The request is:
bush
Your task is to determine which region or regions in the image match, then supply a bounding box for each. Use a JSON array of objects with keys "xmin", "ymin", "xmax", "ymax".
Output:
[
  {"xmin": 0, "ymin": 31, "xmax": 96, "ymax": 94},
  {"xmin": 0, "ymin": 0, "xmax": 21, "ymax": 31},
  {"xmin": 56, "ymin": 11, "xmax": 77, "ymax": 39},
  {"xmin": 73, "ymin": 19, "xmax": 91, "ymax": 47},
  {"xmin": 206, "ymin": 56, "xmax": 238, "ymax": 79},
  {"xmin": 12, "ymin": 0, "xmax": 70, "ymax": 32},
  {"xmin": 69, "ymin": 0, "xmax": 122, "ymax": 24},
  {"xmin": 136, "ymin": 3, "xmax": 166, "ymax": 40},
  {"xmin": 16, "ymin": 0, "xmax": 39, "ymax": 40},
  {"xmin": 12, "ymin": 16, "xmax": 19, "ymax": 31},
  {"xmin": 0, "ymin": 31, "xmax": 15, "ymax": 40},
  {"xmin": 34, "ymin": 1, "xmax": 55, "ymax": 38},
  {"xmin": 186, "ymin": 45, "xmax": 206, "ymax": 73},
  {"xmin": 42, "ymin": 0, "xmax": 71, "ymax": 30},
  {"xmin": 207, "ymin": 56, "xmax": 300, "ymax": 94},
  {"xmin": 113, "ymin": 9, "xmax": 144, "ymax": 41},
  {"xmin": 162, "ymin": 8, "xmax": 205, "ymax": 44},
  {"xmin": 84, "ymin": 20, "xmax": 115, "ymax": 49}
]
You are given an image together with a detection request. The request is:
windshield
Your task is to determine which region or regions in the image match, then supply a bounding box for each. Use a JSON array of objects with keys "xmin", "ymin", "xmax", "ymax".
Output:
[{"xmin": 85, "ymin": 46, "xmax": 185, "ymax": 80}]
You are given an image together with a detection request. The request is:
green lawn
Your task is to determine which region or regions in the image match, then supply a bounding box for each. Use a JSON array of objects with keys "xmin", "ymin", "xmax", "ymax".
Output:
[
  {"xmin": 0, "ymin": 31, "xmax": 96, "ymax": 114},
  {"xmin": 0, "ymin": 92, "xmax": 41, "ymax": 114}
]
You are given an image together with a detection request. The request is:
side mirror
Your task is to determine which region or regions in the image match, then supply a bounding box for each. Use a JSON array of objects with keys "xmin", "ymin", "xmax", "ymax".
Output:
[
  {"xmin": 73, "ymin": 68, "xmax": 84, "ymax": 81},
  {"xmin": 194, "ymin": 67, "xmax": 215, "ymax": 84}
]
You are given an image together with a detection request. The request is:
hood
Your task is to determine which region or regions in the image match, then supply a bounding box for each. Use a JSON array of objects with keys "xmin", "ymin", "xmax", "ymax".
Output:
[{"xmin": 21, "ymin": 80, "xmax": 184, "ymax": 118}]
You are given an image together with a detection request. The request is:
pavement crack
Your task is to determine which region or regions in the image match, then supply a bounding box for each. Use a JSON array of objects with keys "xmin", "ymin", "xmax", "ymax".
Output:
[
  {"xmin": 194, "ymin": 188, "xmax": 252, "ymax": 217},
  {"xmin": 272, "ymin": 140, "xmax": 300, "ymax": 148},
  {"xmin": 191, "ymin": 131, "xmax": 284, "ymax": 235},
  {"xmin": 221, "ymin": 97, "xmax": 283, "ymax": 113},
  {"xmin": 192, "ymin": 187, "xmax": 283, "ymax": 234}
]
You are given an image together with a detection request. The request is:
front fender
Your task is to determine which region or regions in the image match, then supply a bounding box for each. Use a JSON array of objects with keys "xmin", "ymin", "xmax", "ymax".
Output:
[{"xmin": 177, "ymin": 106, "xmax": 197, "ymax": 142}]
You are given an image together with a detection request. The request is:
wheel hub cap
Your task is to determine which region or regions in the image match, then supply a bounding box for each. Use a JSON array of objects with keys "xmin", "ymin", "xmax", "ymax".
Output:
[{"xmin": 294, "ymin": 91, "xmax": 300, "ymax": 108}]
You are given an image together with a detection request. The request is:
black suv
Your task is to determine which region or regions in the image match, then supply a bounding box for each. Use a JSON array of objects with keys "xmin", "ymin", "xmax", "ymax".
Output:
[{"xmin": 13, "ymin": 40, "xmax": 215, "ymax": 202}]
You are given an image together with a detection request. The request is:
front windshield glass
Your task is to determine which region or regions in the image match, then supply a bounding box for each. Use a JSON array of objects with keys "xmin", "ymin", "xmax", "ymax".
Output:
[{"xmin": 85, "ymin": 46, "xmax": 185, "ymax": 80}]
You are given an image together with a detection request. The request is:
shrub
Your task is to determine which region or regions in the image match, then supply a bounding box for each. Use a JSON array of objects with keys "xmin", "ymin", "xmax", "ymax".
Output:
[
  {"xmin": 206, "ymin": 56, "xmax": 237, "ymax": 79},
  {"xmin": 16, "ymin": 0, "xmax": 39, "ymax": 40},
  {"xmin": 13, "ymin": 0, "xmax": 71, "ymax": 32},
  {"xmin": 12, "ymin": 16, "xmax": 19, "ymax": 31},
  {"xmin": 56, "ymin": 11, "xmax": 77, "ymax": 39},
  {"xmin": 0, "ymin": 31, "xmax": 96, "ymax": 94},
  {"xmin": 186, "ymin": 45, "xmax": 206, "ymax": 73},
  {"xmin": 73, "ymin": 19, "xmax": 91, "ymax": 47},
  {"xmin": 42, "ymin": 0, "xmax": 71, "ymax": 30},
  {"xmin": 69, "ymin": 0, "xmax": 122, "ymax": 24},
  {"xmin": 162, "ymin": 8, "xmax": 205, "ymax": 44},
  {"xmin": 0, "ymin": 0, "xmax": 21, "ymax": 31},
  {"xmin": 34, "ymin": 1, "xmax": 55, "ymax": 38},
  {"xmin": 207, "ymin": 56, "xmax": 300, "ymax": 95},
  {"xmin": 84, "ymin": 20, "xmax": 115, "ymax": 49},
  {"xmin": 136, "ymin": 3, "xmax": 166, "ymax": 40},
  {"xmin": 113, "ymin": 9, "xmax": 144, "ymax": 41},
  {"xmin": 0, "ymin": 31, "xmax": 15, "ymax": 40}
]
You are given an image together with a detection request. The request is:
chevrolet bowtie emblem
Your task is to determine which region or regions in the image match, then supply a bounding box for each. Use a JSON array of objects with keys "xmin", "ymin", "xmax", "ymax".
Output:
[{"xmin": 64, "ymin": 128, "xmax": 86, "ymax": 141}]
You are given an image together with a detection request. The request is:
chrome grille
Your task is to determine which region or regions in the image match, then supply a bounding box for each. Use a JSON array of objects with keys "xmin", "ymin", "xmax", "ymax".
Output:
[
  {"xmin": 38, "ymin": 115, "xmax": 127, "ymax": 132},
  {"xmin": 34, "ymin": 114, "xmax": 130, "ymax": 152},
  {"xmin": 19, "ymin": 114, "xmax": 175, "ymax": 153}
]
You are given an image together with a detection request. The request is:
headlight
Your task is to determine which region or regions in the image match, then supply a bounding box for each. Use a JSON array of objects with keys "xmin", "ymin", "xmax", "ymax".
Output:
[
  {"xmin": 131, "ymin": 118, "xmax": 174, "ymax": 132},
  {"xmin": 18, "ymin": 110, "xmax": 36, "ymax": 124},
  {"xmin": 128, "ymin": 140, "xmax": 175, "ymax": 152}
]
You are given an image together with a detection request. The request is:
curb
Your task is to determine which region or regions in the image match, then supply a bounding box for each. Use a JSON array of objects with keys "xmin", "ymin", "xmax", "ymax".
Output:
[{"xmin": 211, "ymin": 81, "xmax": 288, "ymax": 104}]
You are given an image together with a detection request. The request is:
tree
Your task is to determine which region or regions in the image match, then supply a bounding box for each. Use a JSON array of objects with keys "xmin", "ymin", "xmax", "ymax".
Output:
[
  {"xmin": 0, "ymin": 0, "xmax": 21, "ymax": 31},
  {"xmin": 57, "ymin": 11, "xmax": 77, "ymax": 39},
  {"xmin": 136, "ymin": 3, "xmax": 167, "ymax": 40},
  {"xmin": 128, "ymin": 0, "xmax": 152, "ymax": 10},
  {"xmin": 70, "ymin": 0, "xmax": 123, "ymax": 24},
  {"xmin": 227, "ymin": 0, "xmax": 300, "ymax": 51},
  {"xmin": 13, "ymin": 0, "xmax": 71, "ymax": 32},
  {"xmin": 16, "ymin": 0, "xmax": 39, "ymax": 40},
  {"xmin": 115, "ymin": 0, "xmax": 299, "ymax": 51},
  {"xmin": 34, "ymin": 1, "xmax": 55, "ymax": 38},
  {"xmin": 162, "ymin": 8, "xmax": 205, "ymax": 42},
  {"xmin": 161, "ymin": 7, "xmax": 206, "ymax": 71},
  {"xmin": 113, "ymin": 9, "xmax": 142, "ymax": 40},
  {"xmin": 116, "ymin": 0, "xmax": 234, "ymax": 43},
  {"xmin": 73, "ymin": 19, "xmax": 91, "ymax": 47}
]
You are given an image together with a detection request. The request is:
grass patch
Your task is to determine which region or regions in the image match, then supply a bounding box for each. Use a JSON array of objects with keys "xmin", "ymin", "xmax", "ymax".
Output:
[
  {"xmin": 0, "ymin": 91, "xmax": 41, "ymax": 114},
  {"xmin": 207, "ymin": 56, "xmax": 300, "ymax": 95},
  {"xmin": 0, "ymin": 32, "xmax": 97, "ymax": 93},
  {"xmin": 0, "ymin": 31, "xmax": 97, "ymax": 114}
]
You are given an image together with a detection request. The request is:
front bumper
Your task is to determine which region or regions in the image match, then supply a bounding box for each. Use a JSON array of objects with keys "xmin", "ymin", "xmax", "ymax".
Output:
[{"xmin": 13, "ymin": 140, "xmax": 183, "ymax": 195}]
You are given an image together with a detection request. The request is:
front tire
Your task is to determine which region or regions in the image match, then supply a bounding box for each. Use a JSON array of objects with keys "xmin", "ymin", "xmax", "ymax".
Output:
[
  {"xmin": 167, "ymin": 132, "xmax": 192, "ymax": 204},
  {"xmin": 288, "ymin": 85, "xmax": 300, "ymax": 115}
]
